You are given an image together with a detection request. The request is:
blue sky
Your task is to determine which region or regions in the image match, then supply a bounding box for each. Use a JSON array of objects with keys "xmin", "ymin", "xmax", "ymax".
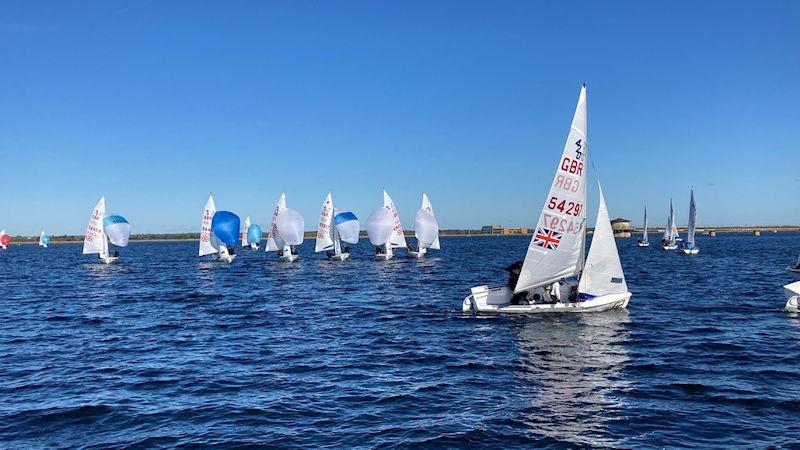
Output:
[{"xmin": 1, "ymin": 1, "xmax": 798, "ymax": 235}]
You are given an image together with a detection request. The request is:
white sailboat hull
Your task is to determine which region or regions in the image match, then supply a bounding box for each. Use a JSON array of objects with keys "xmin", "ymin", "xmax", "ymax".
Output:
[
  {"xmin": 250, "ymin": 244, "xmax": 260, "ymax": 251},
  {"xmin": 100, "ymin": 256, "xmax": 119, "ymax": 264},
  {"xmin": 662, "ymin": 244, "xmax": 678, "ymax": 250},
  {"xmin": 329, "ymin": 252, "xmax": 350, "ymax": 261},
  {"xmin": 280, "ymin": 254, "xmax": 299, "ymax": 262},
  {"xmin": 407, "ymin": 250, "xmax": 426, "ymax": 258},
  {"xmin": 462, "ymin": 285, "xmax": 630, "ymax": 314},
  {"xmin": 212, "ymin": 253, "xmax": 236, "ymax": 263},
  {"xmin": 637, "ymin": 242, "xmax": 650, "ymax": 248},
  {"xmin": 375, "ymin": 253, "xmax": 393, "ymax": 261},
  {"xmin": 682, "ymin": 247, "xmax": 700, "ymax": 255},
  {"xmin": 785, "ymin": 281, "xmax": 800, "ymax": 312}
]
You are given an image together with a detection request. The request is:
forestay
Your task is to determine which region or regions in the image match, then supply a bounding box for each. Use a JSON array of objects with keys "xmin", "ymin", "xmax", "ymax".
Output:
[
  {"xmin": 383, "ymin": 191, "xmax": 407, "ymax": 249},
  {"xmin": 83, "ymin": 197, "xmax": 107, "ymax": 255},
  {"xmin": 315, "ymin": 193, "xmax": 335, "ymax": 252},
  {"xmin": 578, "ymin": 185, "xmax": 628, "ymax": 296},
  {"xmin": 515, "ymin": 84, "xmax": 589, "ymax": 293},
  {"xmin": 266, "ymin": 193, "xmax": 287, "ymax": 251},
  {"xmin": 199, "ymin": 195, "xmax": 219, "ymax": 256}
]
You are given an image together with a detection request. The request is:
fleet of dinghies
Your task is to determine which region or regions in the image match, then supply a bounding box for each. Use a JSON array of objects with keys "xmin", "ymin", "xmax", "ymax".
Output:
[{"xmin": 8, "ymin": 82, "xmax": 797, "ymax": 314}]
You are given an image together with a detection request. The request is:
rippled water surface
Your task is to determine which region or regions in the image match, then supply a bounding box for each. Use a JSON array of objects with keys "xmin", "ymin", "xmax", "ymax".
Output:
[{"xmin": 2, "ymin": 233, "xmax": 800, "ymax": 448}]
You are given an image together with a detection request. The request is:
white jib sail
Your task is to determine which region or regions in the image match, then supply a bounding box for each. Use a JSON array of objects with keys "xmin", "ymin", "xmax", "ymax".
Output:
[
  {"xmin": 579, "ymin": 185, "xmax": 628, "ymax": 296},
  {"xmin": 687, "ymin": 190, "xmax": 696, "ymax": 245},
  {"xmin": 642, "ymin": 207, "xmax": 649, "ymax": 244},
  {"xmin": 418, "ymin": 193, "xmax": 440, "ymax": 250},
  {"xmin": 383, "ymin": 190, "xmax": 407, "ymax": 248},
  {"xmin": 83, "ymin": 197, "xmax": 106, "ymax": 255},
  {"xmin": 241, "ymin": 216, "xmax": 251, "ymax": 247},
  {"xmin": 315, "ymin": 193, "xmax": 335, "ymax": 252},
  {"xmin": 515, "ymin": 84, "xmax": 589, "ymax": 293},
  {"xmin": 199, "ymin": 195, "xmax": 219, "ymax": 256},
  {"xmin": 266, "ymin": 193, "xmax": 287, "ymax": 252}
]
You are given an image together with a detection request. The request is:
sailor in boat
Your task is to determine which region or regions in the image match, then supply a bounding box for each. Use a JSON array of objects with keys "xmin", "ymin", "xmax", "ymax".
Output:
[
  {"xmin": 290, "ymin": 245, "xmax": 298, "ymax": 255},
  {"xmin": 227, "ymin": 246, "xmax": 236, "ymax": 256},
  {"xmin": 505, "ymin": 261, "xmax": 525, "ymax": 304},
  {"xmin": 375, "ymin": 246, "xmax": 385, "ymax": 255}
]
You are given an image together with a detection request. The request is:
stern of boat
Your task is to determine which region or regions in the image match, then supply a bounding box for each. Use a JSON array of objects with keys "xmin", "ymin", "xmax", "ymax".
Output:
[{"xmin": 463, "ymin": 285, "xmax": 513, "ymax": 313}]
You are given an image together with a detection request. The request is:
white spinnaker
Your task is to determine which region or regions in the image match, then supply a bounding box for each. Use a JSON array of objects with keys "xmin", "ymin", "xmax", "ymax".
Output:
[
  {"xmin": 687, "ymin": 190, "xmax": 696, "ymax": 245},
  {"xmin": 276, "ymin": 208, "xmax": 305, "ymax": 246},
  {"xmin": 383, "ymin": 191, "xmax": 407, "ymax": 248},
  {"xmin": 83, "ymin": 197, "xmax": 106, "ymax": 255},
  {"xmin": 366, "ymin": 207, "xmax": 395, "ymax": 246},
  {"xmin": 315, "ymin": 193, "xmax": 335, "ymax": 252},
  {"xmin": 334, "ymin": 210, "xmax": 360, "ymax": 244},
  {"xmin": 516, "ymin": 84, "xmax": 589, "ymax": 293},
  {"xmin": 241, "ymin": 216, "xmax": 251, "ymax": 247},
  {"xmin": 266, "ymin": 193, "xmax": 287, "ymax": 252},
  {"xmin": 199, "ymin": 195, "xmax": 219, "ymax": 256},
  {"xmin": 418, "ymin": 193, "xmax": 440, "ymax": 250},
  {"xmin": 642, "ymin": 207, "xmax": 648, "ymax": 244},
  {"xmin": 579, "ymin": 185, "xmax": 628, "ymax": 295}
]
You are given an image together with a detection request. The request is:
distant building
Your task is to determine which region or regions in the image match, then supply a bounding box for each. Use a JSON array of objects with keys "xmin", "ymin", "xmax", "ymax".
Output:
[
  {"xmin": 501, "ymin": 227, "xmax": 529, "ymax": 235},
  {"xmin": 610, "ymin": 218, "xmax": 634, "ymax": 238},
  {"xmin": 481, "ymin": 224, "xmax": 502, "ymax": 234}
]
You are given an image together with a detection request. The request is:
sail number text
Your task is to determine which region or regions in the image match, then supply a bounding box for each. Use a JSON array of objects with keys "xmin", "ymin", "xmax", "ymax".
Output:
[
  {"xmin": 554, "ymin": 174, "xmax": 579, "ymax": 193},
  {"xmin": 547, "ymin": 196, "xmax": 582, "ymax": 216},
  {"xmin": 561, "ymin": 157, "xmax": 583, "ymax": 176}
]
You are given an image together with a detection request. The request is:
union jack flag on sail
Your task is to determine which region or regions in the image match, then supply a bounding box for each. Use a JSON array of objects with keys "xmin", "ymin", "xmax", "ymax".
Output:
[{"xmin": 533, "ymin": 226, "xmax": 562, "ymax": 251}]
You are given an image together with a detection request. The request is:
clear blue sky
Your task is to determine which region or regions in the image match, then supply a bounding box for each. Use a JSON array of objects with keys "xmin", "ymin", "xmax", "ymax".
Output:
[{"xmin": 1, "ymin": 1, "xmax": 798, "ymax": 235}]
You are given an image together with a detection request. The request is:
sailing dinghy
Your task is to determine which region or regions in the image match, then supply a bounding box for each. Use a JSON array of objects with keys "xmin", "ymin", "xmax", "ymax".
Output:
[
  {"xmin": 247, "ymin": 223, "xmax": 263, "ymax": 250},
  {"xmin": 39, "ymin": 231, "xmax": 49, "ymax": 248},
  {"xmin": 408, "ymin": 193, "xmax": 440, "ymax": 258},
  {"xmin": 266, "ymin": 193, "xmax": 304, "ymax": 262},
  {"xmin": 366, "ymin": 190, "xmax": 406, "ymax": 260},
  {"xmin": 0, "ymin": 229, "xmax": 9, "ymax": 250},
  {"xmin": 315, "ymin": 193, "xmax": 358, "ymax": 261},
  {"xmin": 637, "ymin": 207, "xmax": 650, "ymax": 247},
  {"xmin": 240, "ymin": 216, "xmax": 254, "ymax": 250},
  {"xmin": 462, "ymin": 83, "xmax": 631, "ymax": 314},
  {"xmin": 681, "ymin": 190, "xmax": 699, "ymax": 254},
  {"xmin": 789, "ymin": 252, "xmax": 800, "ymax": 273},
  {"xmin": 83, "ymin": 197, "xmax": 131, "ymax": 264},
  {"xmin": 199, "ymin": 195, "xmax": 236, "ymax": 263},
  {"xmin": 661, "ymin": 199, "xmax": 679, "ymax": 250},
  {"xmin": 784, "ymin": 281, "xmax": 800, "ymax": 312}
]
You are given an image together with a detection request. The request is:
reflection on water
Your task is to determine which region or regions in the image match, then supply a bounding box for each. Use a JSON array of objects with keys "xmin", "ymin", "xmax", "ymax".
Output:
[{"xmin": 513, "ymin": 311, "xmax": 631, "ymax": 447}]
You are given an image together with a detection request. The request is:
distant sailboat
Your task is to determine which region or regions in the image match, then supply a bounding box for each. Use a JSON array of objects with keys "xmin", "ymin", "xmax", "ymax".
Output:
[
  {"xmin": 83, "ymin": 197, "xmax": 130, "ymax": 264},
  {"xmin": 681, "ymin": 190, "xmax": 699, "ymax": 254},
  {"xmin": 661, "ymin": 199, "xmax": 678, "ymax": 250},
  {"xmin": 408, "ymin": 193, "xmax": 440, "ymax": 258},
  {"xmin": 315, "ymin": 193, "xmax": 358, "ymax": 261},
  {"xmin": 637, "ymin": 207, "xmax": 650, "ymax": 247},
  {"xmin": 199, "ymin": 195, "xmax": 237, "ymax": 263},
  {"xmin": 366, "ymin": 190, "xmax": 406, "ymax": 261},
  {"xmin": 463, "ymin": 83, "xmax": 631, "ymax": 313},
  {"xmin": 39, "ymin": 230, "xmax": 49, "ymax": 248},
  {"xmin": 0, "ymin": 229, "xmax": 9, "ymax": 250},
  {"xmin": 247, "ymin": 222, "xmax": 263, "ymax": 250},
  {"xmin": 790, "ymin": 251, "xmax": 800, "ymax": 273},
  {"xmin": 266, "ymin": 193, "xmax": 304, "ymax": 262}
]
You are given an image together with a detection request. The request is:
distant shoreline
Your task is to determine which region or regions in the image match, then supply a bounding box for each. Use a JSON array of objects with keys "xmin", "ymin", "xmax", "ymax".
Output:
[{"xmin": 6, "ymin": 226, "xmax": 799, "ymax": 245}]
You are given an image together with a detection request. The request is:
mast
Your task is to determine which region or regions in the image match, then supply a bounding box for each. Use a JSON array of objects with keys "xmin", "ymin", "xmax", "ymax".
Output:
[{"xmin": 578, "ymin": 81, "xmax": 588, "ymax": 275}]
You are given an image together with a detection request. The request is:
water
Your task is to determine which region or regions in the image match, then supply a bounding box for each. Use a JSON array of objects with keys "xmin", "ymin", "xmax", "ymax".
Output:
[{"xmin": 2, "ymin": 233, "xmax": 799, "ymax": 448}]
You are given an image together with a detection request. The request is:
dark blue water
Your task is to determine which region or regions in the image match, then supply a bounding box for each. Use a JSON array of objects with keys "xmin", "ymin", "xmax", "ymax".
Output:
[{"xmin": 2, "ymin": 233, "xmax": 800, "ymax": 448}]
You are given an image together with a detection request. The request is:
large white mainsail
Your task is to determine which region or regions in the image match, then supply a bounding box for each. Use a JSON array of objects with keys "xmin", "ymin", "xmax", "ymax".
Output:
[
  {"xmin": 83, "ymin": 197, "xmax": 107, "ymax": 255},
  {"xmin": 383, "ymin": 190, "xmax": 407, "ymax": 249},
  {"xmin": 199, "ymin": 195, "xmax": 219, "ymax": 256},
  {"xmin": 687, "ymin": 190, "xmax": 696, "ymax": 246},
  {"xmin": 241, "ymin": 216, "xmax": 251, "ymax": 247},
  {"xmin": 578, "ymin": 185, "xmax": 628, "ymax": 296},
  {"xmin": 315, "ymin": 193, "xmax": 335, "ymax": 253},
  {"xmin": 668, "ymin": 199, "xmax": 678, "ymax": 244},
  {"xmin": 266, "ymin": 193, "xmax": 287, "ymax": 252},
  {"xmin": 515, "ymin": 84, "xmax": 588, "ymax": 294}
]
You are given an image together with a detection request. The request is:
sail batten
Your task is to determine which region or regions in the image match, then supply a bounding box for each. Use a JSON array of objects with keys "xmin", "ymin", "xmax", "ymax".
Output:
[{"xmin": 515, "ymin": 84, "xmax": 589, "ymax": 293}]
